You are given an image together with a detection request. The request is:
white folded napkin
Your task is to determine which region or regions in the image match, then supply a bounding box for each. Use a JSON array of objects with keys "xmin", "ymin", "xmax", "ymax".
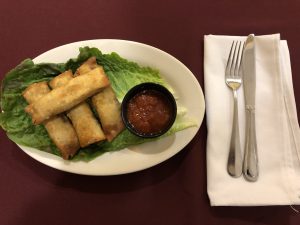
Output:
[{"xmin": 204, "ymin": 34, "xmax": 300, "ymax": 206}]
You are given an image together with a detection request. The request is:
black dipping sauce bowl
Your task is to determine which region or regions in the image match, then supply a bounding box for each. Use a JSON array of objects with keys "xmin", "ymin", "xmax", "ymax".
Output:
[{"xmin": 121, "ymin": 82, "xmax": 177, "ymax": 138}]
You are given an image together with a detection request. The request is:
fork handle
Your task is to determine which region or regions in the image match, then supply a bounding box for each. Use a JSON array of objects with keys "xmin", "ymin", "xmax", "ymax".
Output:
[
  {"xmin": 243, "ymin": 107, "xmax": 258, "ymax": 182},
  {"xmin": 227, "ymin": 90, "xmax": 242, "ymax": 177}
]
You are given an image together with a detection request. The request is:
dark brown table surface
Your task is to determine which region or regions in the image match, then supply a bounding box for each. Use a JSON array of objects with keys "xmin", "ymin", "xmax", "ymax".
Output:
[{"xmin": 1, "ymin": 0, "xmax": 299, "ymax": 224}]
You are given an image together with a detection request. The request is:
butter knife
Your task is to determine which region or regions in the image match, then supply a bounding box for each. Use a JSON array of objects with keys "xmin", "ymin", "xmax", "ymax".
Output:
[{"xmin": 242, "ymin": 34, "xmax": 259, "ymax": 182}]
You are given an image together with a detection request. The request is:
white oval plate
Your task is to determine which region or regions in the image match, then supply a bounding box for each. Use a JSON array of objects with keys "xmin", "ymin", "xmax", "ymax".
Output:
[{"xmin": 18, "ymin": 39, "xmax": 205, "ymax": 175}]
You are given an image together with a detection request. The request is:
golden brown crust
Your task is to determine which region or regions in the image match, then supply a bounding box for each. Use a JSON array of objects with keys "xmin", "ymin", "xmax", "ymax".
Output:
[
  {"xmin": 67, "ymin": 102, "xmax": 106, "ymax": 147},
  {"xmin": 50, "ymin": 71, "xmax": 106, "ymax": 147},
  {"xmin": 23, "ymin": 82, "xmax": 80, "ymax": 159},
  {"xmin": 26, "ymin": 67, "xmax": 110, "ymax": 124},
  {"xmin": 22, "ymin": 82, "xmax": 50, "ymax": 103},
  {"xmin": 91, "ymin": 86, "xmax": 125, "ymax": 141},
  {"xmin": 43, "ymin": 116, "xmax": 80, "ymax": 159},
  {"xmin": 75, "ymin": 58, "xmax": 125, "ymax": 141},
  {"xmin": 74, "ymin": 57, "xmax": 98, "ymax": 76},
  {"xmin": 49, "ymin": 70, "xmax": 73, "ymax": 89}
]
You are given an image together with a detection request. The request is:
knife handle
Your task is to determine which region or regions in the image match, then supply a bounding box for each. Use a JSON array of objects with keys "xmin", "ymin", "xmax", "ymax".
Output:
[{"xmin": 243, "ymin": 107, "xmax": 258, "ymax": 182}]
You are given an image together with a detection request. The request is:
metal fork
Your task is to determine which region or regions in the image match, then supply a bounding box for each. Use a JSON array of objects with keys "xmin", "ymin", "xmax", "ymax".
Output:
[{"xmin": 225, "ymin": 41, "xmax": 244, "ymax": 178}]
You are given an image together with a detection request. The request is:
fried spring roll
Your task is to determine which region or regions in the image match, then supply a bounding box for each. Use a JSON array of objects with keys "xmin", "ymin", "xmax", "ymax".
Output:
[
  {"xmin": 91, "ymin": 86, "xmax": 125, "ymax": 141},
  {"xmin": 22, "ymin": 82, "xmax": 80, "ymax": 159},
  {"xmin": 49, "ymin": 70, "xmax": 106, "ymax": 147},
  {"xmin": 76, "ymin": 57, "xmax": 124, "ymax": 141},
  {"xmin": 74, "ymin": 57, "xmax": 98, "ymax": 76},
  {"xmin": 25, "ymin": 67, "xmax": 110, "ymax": 124}
]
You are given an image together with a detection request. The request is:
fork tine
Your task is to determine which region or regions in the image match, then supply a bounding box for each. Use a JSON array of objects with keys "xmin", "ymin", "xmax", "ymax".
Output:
[
  {"xmin": 225, "ymin": 41, "xmax": 236, "ymax": 74},
  {"xmin": 234, "ymin": 41, "xmax": 243, "ymax": 76},
  {"xmin": 231, "ymin": 41, "xmax": 240, "ymax": 76},
  {"xmin": 238, "ymin": 41, "xmax": 245, "ymax": 75}
]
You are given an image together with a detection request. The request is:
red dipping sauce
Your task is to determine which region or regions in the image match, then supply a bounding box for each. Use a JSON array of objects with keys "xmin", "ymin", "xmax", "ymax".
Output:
[{"xmin": 127, "ymin": 90, "xmax": 173, "ymax": 135}]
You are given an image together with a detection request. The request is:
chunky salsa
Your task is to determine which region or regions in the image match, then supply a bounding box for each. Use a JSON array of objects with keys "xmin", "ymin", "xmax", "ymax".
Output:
[{"xmin": 127, "ymin": 90, "xmax": 173, "ymax": 135}]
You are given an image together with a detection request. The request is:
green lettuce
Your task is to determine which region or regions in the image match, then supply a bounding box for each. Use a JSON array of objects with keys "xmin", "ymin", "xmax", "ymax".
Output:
[{"xmin": 0, "ymin": 47, "xmax": 195, "ymax": 161}]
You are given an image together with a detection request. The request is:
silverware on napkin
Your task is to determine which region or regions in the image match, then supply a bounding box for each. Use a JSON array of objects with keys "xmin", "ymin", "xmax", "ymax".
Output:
[
  {"xmin": 225, "ymin": 41, "xmax": 244, "ymax": 177},
  {"xmin": 242, "ymin": 34, "xmax": 259, "ymax": 182}
]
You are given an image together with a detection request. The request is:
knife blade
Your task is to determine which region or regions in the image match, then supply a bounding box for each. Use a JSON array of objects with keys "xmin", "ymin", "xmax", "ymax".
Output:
[{"xmin": 242, "ymin": 34, "xmax": 259, "ymax": 182}]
